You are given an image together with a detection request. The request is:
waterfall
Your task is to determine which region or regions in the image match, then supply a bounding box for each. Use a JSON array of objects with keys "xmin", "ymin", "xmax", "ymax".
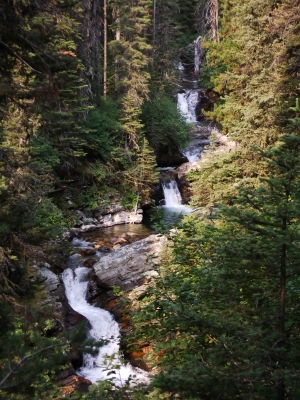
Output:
[
  {"xmin": 161, "ymin": 179, "xmax": 182, "ymax": 207},
  {"xmin": 177, "ymin": 90, "xmax": 199, "ymax": 123},
  {"xmin": 182, "ymin": 149, "xmax": 201, "ymax": 162},
  {"xmin": 62, "ymin": 267, "xmax": 148, "ymax": 385}
]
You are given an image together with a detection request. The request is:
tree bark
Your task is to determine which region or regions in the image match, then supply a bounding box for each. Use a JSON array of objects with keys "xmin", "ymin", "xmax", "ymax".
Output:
[
  {"xmin": 152, "ymin": 0, "xmax": 156, "ymax": 63},
  {"xmin": 103, "ymin": 0, "xmax": 107, "ymax": 98}
]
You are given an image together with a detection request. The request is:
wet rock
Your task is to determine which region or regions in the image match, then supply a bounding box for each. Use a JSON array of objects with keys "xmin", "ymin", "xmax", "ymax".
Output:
[
  {"xmin": 79, "ymin": 224, "xmax": 100, "ymax": 232},
  {"xmin": 57, "ymin": 366, "xmax": 91, "ymax": 396},
  {"xmin": 109, "ymin": 237, "xmax": 122, "ymax": 245},
  {"xmin": 83, "ymin": 258, "xmax": 98, "ymax": 268},
  {"xmin": 127, "ymin": 346, "xmax": 153, "ymax": 371},
  {"xmin": 79, "ymin": 248, "xmax": 96, "ymax": 257}
]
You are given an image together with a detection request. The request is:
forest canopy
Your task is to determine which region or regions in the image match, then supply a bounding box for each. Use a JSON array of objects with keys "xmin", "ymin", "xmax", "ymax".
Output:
[{"xmin": 0, "ymin": 0, "xmax": 300, "ymax": 398}]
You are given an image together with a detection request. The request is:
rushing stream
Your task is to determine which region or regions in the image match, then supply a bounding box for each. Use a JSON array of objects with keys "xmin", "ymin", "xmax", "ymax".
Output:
[
  {"xmin": 62, "ymin": 60, "xmax": 203, "ymax": 386},
  {"xmin": 62, "ymin": 266, "xmax": 149, "ymax": 385}
]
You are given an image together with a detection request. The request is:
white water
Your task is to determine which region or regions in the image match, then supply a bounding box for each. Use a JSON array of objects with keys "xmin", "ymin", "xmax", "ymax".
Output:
[
  {"xmin": 182, "ymin": 148, "xmax": 201, "ymax": 162},
  {"xmin": 62, "ymin": 267, "xmax": 148, "ymax": 385},
  {"xmin": 161, "ymin": 179, "xmax": 182, "ymax": 206},
  {"xmin": 177, "ymin": 90, "xmax": 198, "ymax": 123}
]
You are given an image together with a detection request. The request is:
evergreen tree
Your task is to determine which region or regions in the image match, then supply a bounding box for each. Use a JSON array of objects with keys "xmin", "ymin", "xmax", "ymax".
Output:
[
  {"xmin": 109, "ymin": 0, "xmax": 152, "ymax": 150},
  {"xmin": 134, "ymin": 127, "xmax": 300, "ymax": 398},
  {"xmin": 191, "ymin": 0, "xmax": 300, "ymax": 208}
]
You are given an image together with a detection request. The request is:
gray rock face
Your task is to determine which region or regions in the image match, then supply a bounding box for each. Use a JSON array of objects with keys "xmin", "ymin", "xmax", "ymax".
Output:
[
  {"xmin": 96, "ymin": 210, "xmax": 143, "ymax": 227},
  {"xmin": 34, "ymin": 263, "xmax": 60, "ymax": 293},
  {"xmin": 93, "ymin": 234, "xmax": 166, "ymax": 290},
  {"xmin": 63, "ymin": 210, "xmax": 144, "ymax": 240},
  {"xmin": 94, "ymin": 204, "xmax": 123, "ymax": 217}
]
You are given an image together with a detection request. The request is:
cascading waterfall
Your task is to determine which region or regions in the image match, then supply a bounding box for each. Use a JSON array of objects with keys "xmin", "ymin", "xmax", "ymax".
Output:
[
  {"xmin": 62, "ymin": 267, "xmax": 148, "ymax": 385},
  {"xmin": 160, "ymin": 172, "xmax": 191, "ymax": 223},
  {"xmin": 177, "ymin": 63, "xmax": 209, "ymax": 163},
  {"xmin": 161, "ymin": 179, "xmax": 182, "ymax": 207},
  {"xmin": 177, "ymin": 90, "xmax": 198, "ymax": 124}
]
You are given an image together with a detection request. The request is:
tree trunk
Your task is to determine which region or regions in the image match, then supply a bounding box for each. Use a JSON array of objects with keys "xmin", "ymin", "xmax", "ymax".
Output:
[
  {"xmin": 103, "ymin": 0, "xmax": 107, "ymax": 98},
  {"xmin": 211, "ymin": 0, "xmax": 219, "ymax": 43},
  {"xmin": 152, "ymin": 0, "xmax": 156, "ymax": 63},
  {"xmin": 113, "ymin": 7, "xmax": 121, "ymax": 89}
]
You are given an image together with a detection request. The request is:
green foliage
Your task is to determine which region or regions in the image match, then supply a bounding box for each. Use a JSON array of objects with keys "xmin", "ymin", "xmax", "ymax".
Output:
[
  {"xmin": 141, "ymin": 93, "xmax": 190, "ymax": 151},
  {"xmin": 83, "ymin": 99, "xmax": 121, "ymax": 161},
  {"xmin": 133, "ymin": 132, "xmax": 300, "ymax": 399},
  {"xmin": 192, "ymin": 0, "xmax": 300, "ymax": 207}
]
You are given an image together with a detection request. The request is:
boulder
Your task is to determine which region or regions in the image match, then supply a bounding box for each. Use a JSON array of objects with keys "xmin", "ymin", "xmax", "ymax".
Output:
[
  {"xmin": 57, "ymin": 366, "xmax": 91, "ymax": 396},
  {"xmin": 96, "ymin": 210, "xmax": 143, "ymax": 227},
  {"xmin": 78, "ymin": 248, "xmax": 97, "ymax": 257},
  {"xmin": 35, "ymin": 263, "xmax": 60, "ymax": 293},
  {"xmin": 94, "ymin": 204, "xmax": 123, "ymax": 217},
  {"xmin": 93, "ymin": 234, "xmax": 166, "ymax": 291}
]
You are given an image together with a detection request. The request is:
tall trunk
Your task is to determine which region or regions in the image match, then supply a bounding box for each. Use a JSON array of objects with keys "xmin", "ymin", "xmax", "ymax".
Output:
[
  {"xmin": 103, "ymin": 0, "xmax": 107, "ymax": 98},
  {"xmin": 211, "ymin": 0, "xmax": 219, "ymax": 43},
  {"xmin": 113, "ymin": 7, "xmax": 121, "ymax": 89},
  {"xmin": 152, "ymin": 0, "xmax": 156, "ymax": 63}
]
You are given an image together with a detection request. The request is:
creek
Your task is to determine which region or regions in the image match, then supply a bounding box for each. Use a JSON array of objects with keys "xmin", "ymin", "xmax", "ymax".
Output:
[
  {"xmin": 62, "ymin": 266, "xmax": 149, "ymax": 385},
  {"xmin": 62, "ymin": 61, "xmax": 204, "ymax": 386}
]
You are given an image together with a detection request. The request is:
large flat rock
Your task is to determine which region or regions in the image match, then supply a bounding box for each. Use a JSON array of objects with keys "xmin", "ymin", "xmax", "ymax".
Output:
[{"xmin": 93, "ymin": 234, "xmax": 166, "ymax": 290}]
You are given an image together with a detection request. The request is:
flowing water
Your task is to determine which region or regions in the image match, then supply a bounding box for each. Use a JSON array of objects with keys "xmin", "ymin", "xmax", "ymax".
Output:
[
  {"xmin": 177, "ymin": 90, "xmax": 199, "ymax": 123},
  {"xmin": 62, "ymin": 61, "xmax": 202, "ymax": 386},
  {"xmin": 160, "ymin": 173, "xmax": 191, "ymax": 223},
  {"xmin": 62, "ymin": 266, "xmax": 149, "ymax": 385},
  {"xmin": 161, "ymin": 179, "xmax": 183, "ymax": 206}
]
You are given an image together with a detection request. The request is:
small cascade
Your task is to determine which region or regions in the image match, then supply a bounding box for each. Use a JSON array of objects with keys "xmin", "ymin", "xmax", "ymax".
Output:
[
  {"xmin": 182, "ymin": 147, "xmax": 202, "ymax": 162},
  {"xmin": 161, "ymin": 179, "xmax": 182, "ymax": 207},
  {"xmin": 177, "ymin": 90, "xmax": 199, "ymax": 123},
  {"xmin": 160, "ymin": 172, "xmax": 191, "ymax": 224},
  {"xmin": 177, "ymin": 61, "xmax": 211, "ymax": 164},
  {"xmin": 62, "ymin": 267, "xmax": 148, "ymax": 385}
]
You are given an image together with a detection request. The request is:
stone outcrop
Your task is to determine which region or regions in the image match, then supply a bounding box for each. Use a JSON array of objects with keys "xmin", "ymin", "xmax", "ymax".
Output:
[
  {"xmin": 63, "ymin": 208, "xmax": 144, "ymax": 240},
  {"xmin": 57, "ymin": 366, "xmax": 91, "ymax": 396},
  {"xmin": 93, "ymin": 234, "xmax": 166, "ymax": 291},
  {"xmin": 97, "ymin": 209, "xmax": 143, "ymax": 228}
]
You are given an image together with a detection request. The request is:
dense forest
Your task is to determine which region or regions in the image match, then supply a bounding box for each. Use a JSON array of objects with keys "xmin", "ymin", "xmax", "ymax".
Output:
[{"xmin": 1, "ymin": 0, "xmax": 300, "ymax": 399}]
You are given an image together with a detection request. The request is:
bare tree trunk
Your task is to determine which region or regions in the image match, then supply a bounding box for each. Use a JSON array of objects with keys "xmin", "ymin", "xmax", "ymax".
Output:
[
  {"xmin": 152, "ymin": 0, "xmax": 156, "ymax": 63},
  {"xmin": 103, "ymin": 0, "xmax": 107, "ymax": 98},
  {"xmin": 211, "ymin": 0, "xmax": 219, "ymax": 43},
  {"xmin": 196, "ymin": 0, "xmax": 219, "ymax": 43},
  {"xmin": 113, "ymin": 7, "xmax": 121, "ymax": 89}
]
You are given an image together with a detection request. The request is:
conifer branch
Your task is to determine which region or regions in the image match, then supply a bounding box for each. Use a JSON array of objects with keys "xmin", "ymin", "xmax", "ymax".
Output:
[
  {"xmin": 0, "ymin": 343, "xmax": 65, "ymax": 389},
  {"xmin": 0, "ymin": 40, "xmax": 42, "ymax": 73}
]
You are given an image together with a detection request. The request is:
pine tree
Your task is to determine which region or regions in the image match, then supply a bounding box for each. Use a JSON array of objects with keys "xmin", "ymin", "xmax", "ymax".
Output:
[
  {"xmin": 191, "ymin": 0, "xmax": 300, "ymax": 208},
  {"xmin": 109, "ymin": 0, "xmax": 152, "ymax": 150},
  {"xmin": 134, "ymin": 123, "xmax": 300, "ymax": 398}
]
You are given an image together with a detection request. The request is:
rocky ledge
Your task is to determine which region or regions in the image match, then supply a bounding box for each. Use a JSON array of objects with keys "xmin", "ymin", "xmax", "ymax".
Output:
[
  {"xmin": 64, "ymin": 207, "xmax": 143, "ymax": 240},
  {"xmin": 93, "ymin": 234, "xmax": 166, "ymax": 291}
]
